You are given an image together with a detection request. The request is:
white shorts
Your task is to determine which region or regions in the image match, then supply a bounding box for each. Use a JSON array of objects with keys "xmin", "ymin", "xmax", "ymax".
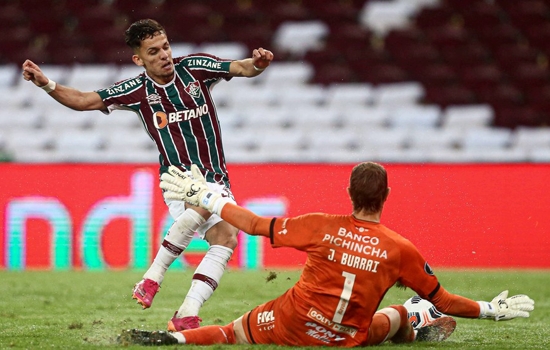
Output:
[{"xmin": 164, "ymin": 179, "xmax": 235, "ymax": 239}]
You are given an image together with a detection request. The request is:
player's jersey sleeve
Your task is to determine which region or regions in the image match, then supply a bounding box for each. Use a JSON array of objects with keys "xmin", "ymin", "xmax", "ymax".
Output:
[
  {"xmin": 393, "ymin": 234, "xmax": 441, "ymax": 299},
  {"xmin": 219, "ymin": 203, "xmax": 273, "ymax": 237},
  {"xmin": 217, "ymin": 205, "xmax": 327, "ymax": 252},
  {"xmin": 177, "ymin": 53, "xmax": 232, "ymax": 84},
  {"xmin": 393, "ymin": 233, "xmax": 480, "ymax": 317},
  {"xmin": 430, "ymin": 285, "xmax": 481, "ymax": 318},
  {"xmin": 270, "ymin": 214, "xmax": 326, "ymax": 251},
  {"xmin": 95, "ymin": 74, "xmax": 145, "ymax": 114}
]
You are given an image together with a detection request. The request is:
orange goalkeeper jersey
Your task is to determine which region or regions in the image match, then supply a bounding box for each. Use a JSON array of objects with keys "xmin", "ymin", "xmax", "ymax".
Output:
[{"xmin": 221, "ymin": 204, "xmax": 479, "ymax": 346}]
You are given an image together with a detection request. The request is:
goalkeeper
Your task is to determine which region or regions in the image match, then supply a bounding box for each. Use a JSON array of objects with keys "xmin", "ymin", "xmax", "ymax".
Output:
[{"xmin": 121, "ymin": 162, "xmax": 535, "ymax": 347}]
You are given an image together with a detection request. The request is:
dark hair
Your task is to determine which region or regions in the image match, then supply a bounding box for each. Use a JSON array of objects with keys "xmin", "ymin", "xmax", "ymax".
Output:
[
  {"xmin": 349, "ymin": 162, "xmax": 389, "ymax": 213},
  {"xmin": 124, "ymin": 19, "xmax": 166, "ymax": 49}
]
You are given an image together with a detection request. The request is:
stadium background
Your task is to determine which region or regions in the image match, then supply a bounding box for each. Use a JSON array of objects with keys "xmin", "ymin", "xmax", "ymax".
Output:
[{"xmin": 1, "ymin": 0, "xmax": 549, "ymax": 270}]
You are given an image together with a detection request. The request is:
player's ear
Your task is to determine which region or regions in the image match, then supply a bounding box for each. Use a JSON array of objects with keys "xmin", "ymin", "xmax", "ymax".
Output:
[
  {"xmin": 132, "ymin": 54, "xmax": 144, "ymax": 67},
  {"xmin": 385, "ymin": 187, "xmax": 391, "ymax": 201}
]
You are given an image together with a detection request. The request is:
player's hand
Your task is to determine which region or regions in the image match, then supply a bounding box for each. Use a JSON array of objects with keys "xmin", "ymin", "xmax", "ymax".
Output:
[
  {"xmin": 160, "ymin": 165, "xmax": 206, "ymax": 206},
  {"xmin": 478, "ymin": 290, "xmax": 535, "ymax": 321},
  {"xmin": 252, "ymin": 47, "xmax": 274, "ymax": 70},
  {"xmin": 22, "ymin": 59, "xmax": 49, "ymax": 87},
  {"xmin": 160, "ymin": 165, "xmax": 228, "ymax": 214}
]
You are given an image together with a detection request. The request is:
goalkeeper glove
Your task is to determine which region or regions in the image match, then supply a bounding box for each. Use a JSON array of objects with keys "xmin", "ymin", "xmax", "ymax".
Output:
[
  {"xmin": 159, "ymin": 165, "xmax": 230, "ymax": 215},
  {"xmin": 478, "ymin": 290, "xmax": 535, "ymax": 321}
]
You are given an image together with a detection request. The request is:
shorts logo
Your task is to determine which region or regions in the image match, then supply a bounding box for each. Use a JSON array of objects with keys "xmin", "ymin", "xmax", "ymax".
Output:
[
  {"xmin": 257, "ymin": 310, "xmax": 275, "ymax": 325},
  {"xmin": 306, "ymin": 308, "xmax": 357, "ymax": 337},
  {"xmin": 184, "ymin": 81, "xmax": 201, "ymax": 98}
]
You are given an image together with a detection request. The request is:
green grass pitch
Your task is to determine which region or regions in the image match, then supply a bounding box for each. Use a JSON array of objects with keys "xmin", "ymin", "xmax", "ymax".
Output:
[{"xmin": 0, "ymin": 269, "xmax": 548, "ymax": 349}]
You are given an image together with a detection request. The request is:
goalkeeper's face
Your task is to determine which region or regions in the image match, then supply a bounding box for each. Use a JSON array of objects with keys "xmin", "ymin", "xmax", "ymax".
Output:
[{"xmin": 133, "ymin": 32, "xmax": 174, "ymax": 84}]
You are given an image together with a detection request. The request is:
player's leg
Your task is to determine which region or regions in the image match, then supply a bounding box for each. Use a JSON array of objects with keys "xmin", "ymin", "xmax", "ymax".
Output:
[
  {"xmin": 171, "ymin": 322, "xmax": 238, "ymax": 345},
  {"xmin": 168, "ymin": 218, "xmax": 238, "ymax": 331},
  {"xmin": 119, "ymin": 320, "xmax": 240, "ymax": 346},
  {"xmin": 367, "ymin": 306, "xmax": 415, "ymax": 345},
  {"xmin": 232, "ymin": 315, "xmax": 251, "ymax": 344},
  {"xmin": 132, "ymin": 200, "xmax": 208, "ymax": 309}
]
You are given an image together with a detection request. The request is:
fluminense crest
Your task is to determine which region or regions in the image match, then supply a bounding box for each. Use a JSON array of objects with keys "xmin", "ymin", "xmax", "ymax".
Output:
[{"xmin": 184, "ymin": 81, "xmax": 201, "ymax": 98}]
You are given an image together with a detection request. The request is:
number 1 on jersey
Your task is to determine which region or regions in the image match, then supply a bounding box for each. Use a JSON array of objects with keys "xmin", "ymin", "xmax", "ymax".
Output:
[{"xmin": 333, "ymin": 271, "xmax": 356, "ymax": 323}]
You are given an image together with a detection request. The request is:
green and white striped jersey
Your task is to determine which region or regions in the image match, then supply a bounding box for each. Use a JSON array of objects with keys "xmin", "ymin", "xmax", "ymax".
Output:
[{"xmin": 96, "ymin": 53, "xmax": 232, "ymax": 187}]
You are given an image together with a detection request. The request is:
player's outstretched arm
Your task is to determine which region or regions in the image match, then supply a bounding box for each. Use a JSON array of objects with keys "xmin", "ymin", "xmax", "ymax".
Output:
[
  {"xmin": 229, "ymin": 47, "xmax": 274, "ymax": 77},
  {"xmin": 22, "ymin": 59, "xmax": 105, "ymax": 111},
  {"xmin": 427, "ymin": 285, "xmax": 534, "ymax": 321},
  {"xmin": 478, "ymin": 290, "xmax": 535, "ymax": 321}
]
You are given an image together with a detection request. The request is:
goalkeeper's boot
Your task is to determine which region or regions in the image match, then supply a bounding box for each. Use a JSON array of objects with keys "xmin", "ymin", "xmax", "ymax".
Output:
[
  {"xmin": 167, "ymin": 311, "xmax": 202, "ymax": 331},
  {"xmin": 132, "ymin": 278, "xmax": 159, "ymax": 309},
  {"xmin": 118, "ymin": 329, "xmax": 178, "ymax": 346},
  {"xmin": 415, "ymin": 316, "xmax": 456, "ymax": 342}
]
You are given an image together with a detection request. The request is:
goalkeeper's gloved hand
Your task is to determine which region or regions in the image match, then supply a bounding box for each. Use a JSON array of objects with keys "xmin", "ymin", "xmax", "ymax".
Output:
[
  {"xmin": 159, "ymin": 165, "xmax": 229, "ymax": 215},
  {"xmin": 478, "ymin": 290, "xmax": 535, "ymax": 321}
]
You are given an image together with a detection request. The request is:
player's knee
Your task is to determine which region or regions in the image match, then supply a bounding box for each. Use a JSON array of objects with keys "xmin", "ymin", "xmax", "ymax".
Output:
[
  {"xmin": 214, "ymin": 235, "xmax": 238, "ymax": 250},
  {"xmin": 205, "ymin": 224, "xmax": 238, "ymax": 249}
]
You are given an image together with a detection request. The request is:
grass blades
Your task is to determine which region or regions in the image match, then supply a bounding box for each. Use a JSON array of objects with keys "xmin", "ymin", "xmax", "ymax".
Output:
[{"xmin": 0, "ymin": 269, "xmax": 548, "ymax": 349}]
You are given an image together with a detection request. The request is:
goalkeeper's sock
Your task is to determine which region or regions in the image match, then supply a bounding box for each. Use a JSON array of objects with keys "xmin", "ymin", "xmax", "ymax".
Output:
[
  {"xmin": 143, "ymin": 209, "xmax": 205, "ymax": 284},
  {"xmin": 177, "ymin": 245, "xmax": 233, "ymax": 317},
  {"xmin": 172, "ymin": 323, "xmax": 236, "ymax": 345}
]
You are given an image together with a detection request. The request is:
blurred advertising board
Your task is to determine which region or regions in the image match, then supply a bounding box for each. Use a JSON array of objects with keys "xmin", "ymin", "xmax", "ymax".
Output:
[{"xmin": 1, "ymin": 163, "xmax": 549, "ymax": 270}]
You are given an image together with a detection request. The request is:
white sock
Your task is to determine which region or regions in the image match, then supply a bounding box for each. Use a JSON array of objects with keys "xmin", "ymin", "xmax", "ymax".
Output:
[
  {"xmin": 171, "ymin": 332, "xmax": 186, "ymax": 343},
  {"xmin": 176, "ymin": 245, "xmax": 233, "ymax": 317},
  {"xmin": 143, "ymin": 209, "xmax": 205, "ymax": 284}
]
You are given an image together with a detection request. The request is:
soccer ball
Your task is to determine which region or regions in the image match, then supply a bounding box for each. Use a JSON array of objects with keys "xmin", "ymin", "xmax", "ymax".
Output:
[{"xmin": 403, "ymin": 295, "xmax": 446, "ymax": 330}]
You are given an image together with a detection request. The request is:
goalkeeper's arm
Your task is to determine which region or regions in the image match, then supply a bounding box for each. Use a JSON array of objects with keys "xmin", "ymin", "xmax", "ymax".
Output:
[
  {"xmin": 429, "ymin": 286, "xmax": 535, "ymax": 321},
  {"xmin": 217, "ymin": 203, "xmax": 273, "ymax": 238}
]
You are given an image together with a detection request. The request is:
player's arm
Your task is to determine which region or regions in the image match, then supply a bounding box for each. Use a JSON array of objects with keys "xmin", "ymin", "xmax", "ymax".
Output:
[
  {"xmin": 428, "ymin": 285, "xmax": 480, "ymax": 318},
  {"xmin": 430, "ymin": 286, "xmax": 535, "ymax": 321},
  {"xmin": 22, "ymin": 59, "xmax": 106, "ymax": 111},
  {"xmin": 398, "ymin": 239, "xmax": 534, "ymax": 321},
  {"xmin": 218, "ymin": 203, "xmax": 272, "ymax": 237},
  {"xmin": 228, "ymin": 47, "xmax": 273, "ymax": 78}
]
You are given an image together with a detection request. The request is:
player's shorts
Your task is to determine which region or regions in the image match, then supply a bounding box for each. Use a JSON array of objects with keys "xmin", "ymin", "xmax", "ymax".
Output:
[
  {"xmin": 164, "ymin": 177, "xmax": 235, "ymax": 239},
  {"xmin": 239, "ymin": 290, "xmax": 368, "ymax": 347}
]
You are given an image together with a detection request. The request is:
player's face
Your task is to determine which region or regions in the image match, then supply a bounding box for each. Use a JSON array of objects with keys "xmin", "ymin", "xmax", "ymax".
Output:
[{"xmin": 134, "ymin": 32, "xmax": 174, "ymax": 84}]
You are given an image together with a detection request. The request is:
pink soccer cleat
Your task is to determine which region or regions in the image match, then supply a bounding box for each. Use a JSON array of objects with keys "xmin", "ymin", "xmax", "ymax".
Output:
[
  {"xmin": 132, "ymin": 279, "xmax": 159, "ymax": 309},
  {"xmin": 167, "ymin": 312, "xmax": 202, "ymax": 331}
]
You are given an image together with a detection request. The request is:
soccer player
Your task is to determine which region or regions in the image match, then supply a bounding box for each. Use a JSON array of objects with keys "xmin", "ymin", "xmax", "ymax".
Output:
[
  {"xmin": 118, "ymin": 162, "xmax": 535, "ymax": 346},
  {"xmin": 21, "ymin": 19, "xmax": 274, "ymax": 331}
]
